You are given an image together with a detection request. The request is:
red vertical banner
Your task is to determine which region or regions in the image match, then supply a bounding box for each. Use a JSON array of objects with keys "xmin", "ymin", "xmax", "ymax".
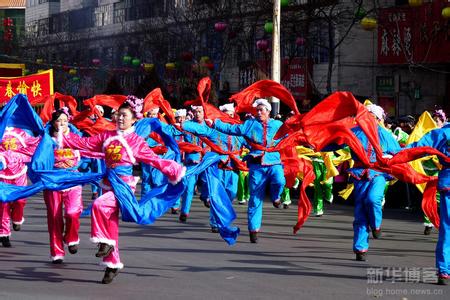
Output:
[
  {"xmin": 251, "ymin": 57, "xmax": 313, "ymax": 100},
  {"xmin": 280, "ymin": 58, "xmax": 312, "ymax": 100},
  {"xmin": 0, "ymin": 69, "xmax": 54, "ymax": 104},
  {"xmin": 378, "ymin": 7, "xmax": 414, "ymax": 64},
  {"xmin": 378, "ymin": 1, "xmax": 450, "ymax": 64}
]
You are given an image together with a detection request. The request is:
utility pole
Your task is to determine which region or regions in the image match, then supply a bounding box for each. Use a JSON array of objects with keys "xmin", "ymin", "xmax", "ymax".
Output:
[{"xmin": 271, "ymin": 0, "xmax": 281, "ymax": 116}]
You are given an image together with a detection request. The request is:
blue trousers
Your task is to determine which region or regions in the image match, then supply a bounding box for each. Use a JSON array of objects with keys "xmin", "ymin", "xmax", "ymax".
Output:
[
  {"xmin": 436, "ymin": 189, "xmax": 450, "ymax": 276},
  {"xmin": 218, "ymin": 169, "xmax": 239, "ymax": 201},
  {"xmin": 353, "ymin": 175, "xmax": 386, "ymax": 252},
  {"xmin": 180, "ymin": 164, "xmax": 208, "ymax": 215},
  {"xmin": 247, "ymin": 164, "xmax": 285, "ymax": 232},
  {"xmin": 209, "ymin": 169, "xmax": 239, "ymax": 228}
]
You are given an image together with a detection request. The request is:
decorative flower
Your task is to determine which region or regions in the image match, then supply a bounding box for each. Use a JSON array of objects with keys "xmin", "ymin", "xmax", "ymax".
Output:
[
  {"xmin": 432, "ymin": 109, "xmax": 446, "ymax": 122},
  {"xmin": 54, "ymin": 107, "xmax": 73, "ymax": 121},
  {"xmin": 125, "ymin": 95, "xmax": 144, "ymax": 119}
]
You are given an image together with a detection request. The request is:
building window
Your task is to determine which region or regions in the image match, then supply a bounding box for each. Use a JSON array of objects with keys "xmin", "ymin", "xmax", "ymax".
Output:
[
  {"xmin": 38, "ymin": 18, "xmax": 49, "ymax": 36},
  {"xmin": 124, "ymin": 0, "xmax": 167, "ymax": 21},
  {"xmin": 113, "ymin": 2, "xmax": 125, "ymax": 24},
  {"xmin": 175, "ymin": 0, "xmax": 191, "ymax": 8},
  {"xmin": 38, "ymin": 0, "xmax": 60, "ymax": 3},
  {"xmin": 69, "ymin": 8, "xmax": 94, "ymax": 31},
  {"xmin": 95, "ymin": 5, "xmax": 112, "ymax": 27},
  {"xmin": 50, "ymin": 12, "xmax": 69, "ymax": 33},
  {"xmin": 26, "ymin": 21, "xmax": 38, "ymax": 37}
]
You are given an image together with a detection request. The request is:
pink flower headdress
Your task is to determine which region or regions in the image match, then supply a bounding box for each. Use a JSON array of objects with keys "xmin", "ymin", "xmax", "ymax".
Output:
[
  {"xmin": 125, "ymin": 95, "xmax": 144, "ymax": 119},
  {"xmin": 432, "ymin": 109, "xmax": 446, "ymax": 122},
  {"xmin": 54, "ymin": 106, "xmax": 73, "ymax": 122}
]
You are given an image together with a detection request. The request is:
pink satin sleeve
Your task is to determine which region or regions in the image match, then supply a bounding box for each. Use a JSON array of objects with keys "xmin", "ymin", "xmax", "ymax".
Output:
[
  {"xmin": 0, "ymin": 150, "xmax": 30, "ymax": 170},
  {"xmin": 63, "ymin": 132, "xmax": 105, "ymax": 153}
]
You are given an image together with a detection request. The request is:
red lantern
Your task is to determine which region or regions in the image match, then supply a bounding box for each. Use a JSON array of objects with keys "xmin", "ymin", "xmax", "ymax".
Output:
[
  {"xmin": 3, "ymin": 17, "xmax": 13, "ymax": 27},
  {"xmin": 214, "ymin": 22, "xmax": 227, "ymax": 32},
  {"xmin": 256, "ymin": 39, "xmax": 269, "ymax": 51},
  {"xmin": 3, "ymin": 30, "xmax": 13, "ymax": 41},
  {"xmin": 295, "ymin": 37, "xmax": 305, "ymax": 46},
  {"xmin": 3, "ymin": 17, "xmax": 14, "ymax": 42},
  {"xmin": 206, "ymin": 63, "xmax": 215, "ymax": 71},
  {"xmin": 92, "ymin": 58, "xmax": 101, "ymax": 65}
]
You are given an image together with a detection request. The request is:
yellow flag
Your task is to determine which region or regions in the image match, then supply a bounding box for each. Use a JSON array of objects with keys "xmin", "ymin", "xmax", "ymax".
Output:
[
  {"xmin": 406, "ymin": 111, "xmax": 437, "ymax": 144},
  {"xmin": 406, "ymin": 111, "xmax": 440, "ymax": 193}
]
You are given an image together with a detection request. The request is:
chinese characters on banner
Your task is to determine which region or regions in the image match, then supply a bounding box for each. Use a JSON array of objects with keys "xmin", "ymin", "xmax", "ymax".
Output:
[
  {"xmin": 0, "ymin": 69, "xmax": 54, "ymax": 104},
  {"xmin": 378, "ymin": 1, "xmax": 450, "ymax": 64},
  {"xmin": 239, "ymin": 58, "xmax": 312, "ymax": 100}
]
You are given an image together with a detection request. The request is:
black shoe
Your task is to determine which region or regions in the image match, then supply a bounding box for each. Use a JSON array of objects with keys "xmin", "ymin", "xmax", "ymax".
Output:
[
  {"xmin": 0, "ymin": 236, "xmax": 11, "ymax": 247},
  {"xmin": 91, "ymin": 192, "xmax": 98, "ymax": 200},
  {"xmin": 249, "ymin": 232, "xmax": 258, "ymax": 243},
  {"xmin": 372, "ymin": 229, "xmax": 382, "ymax": 239},
  {"xmin": 283, "ymin": 204, "xmax": 289, "ymax": 209},
  {"xmin": 95, "ymin": 243, "xmax": 114, "ymax": 258},
  {"xmin": 273, "ymin": 200, "xmax": 281, "ymax": 208},
  {"xmin": 101, "ymin": 267, "xmax": 119, "ymax": 284},
  {"xmin": 438, "ymin": 275, "xmax": 448, "ymax": 286},
  {"xmin": 52, "ymin": 259, "xmax": 63, "ymax": 264},
  {"xmin": 171, "ymin": 208, "xmax": 179, "ymax": 215},
  {"xmin": 68, "ymin": 244, "xmax": 78, "ymax": 254},
  {"xmin": 355, "ymin": 252, "xmax": 367, "ymax": 261},
  {"xmin": 204, "ymin": 200, "xmax": 211, "ymax": 208},
  {"xmin": 211, "ymin": 227, "xmax": 219, "ymax": 233},
  {"xmin": 179, "ymin": 213, "xmax": 187, "ymax": 223},
  {"xmin": 12, "ymin": 224, "xmax": 21, "ymax": 231},
  {"xmin": 424, "ymin": 226, "xmax": 433, "ymax": 235}
]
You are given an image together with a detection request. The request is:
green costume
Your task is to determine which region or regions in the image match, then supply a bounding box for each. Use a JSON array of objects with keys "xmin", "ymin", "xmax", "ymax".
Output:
[{"xmin": 312, "ymin": 158, "xmax": 334, "ymax": 216}]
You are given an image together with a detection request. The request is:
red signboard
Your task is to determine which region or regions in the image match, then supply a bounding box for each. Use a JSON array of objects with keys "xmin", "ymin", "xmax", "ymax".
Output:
[
  {"xmin": 0, "ymin": 63, "xmax": 25, "ymax": 77},
  {"xmin": 0, "ymin": 69, "xmax": 54, "ymax": 104},
  {"xmin": 378, "ymin": 1, "xmax": 450, "ymax": 64},
  {"xmin": 240, "ymin": 58, "xmax": 312, "ymax": 100},
  {"xmin": 258, "ymin": 58, "xmax": 313, "ymax": 99}
]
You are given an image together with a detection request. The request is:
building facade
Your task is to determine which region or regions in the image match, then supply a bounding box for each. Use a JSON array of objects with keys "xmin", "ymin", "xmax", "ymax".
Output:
[{"xmin": 19, "ymin": 0, "xmax": 449, "ymax": 116}]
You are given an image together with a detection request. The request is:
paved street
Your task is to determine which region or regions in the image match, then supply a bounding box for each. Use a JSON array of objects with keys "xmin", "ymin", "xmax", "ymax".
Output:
[{"xmin": 0, "ymin": 187, "xmax": 448, "ymax": 300}]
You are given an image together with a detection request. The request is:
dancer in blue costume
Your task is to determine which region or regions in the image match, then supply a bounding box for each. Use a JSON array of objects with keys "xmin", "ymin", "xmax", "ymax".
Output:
[
  {"xmin": 214, "ymin": 99, "xmax": 285, "ymax": 243},
  {"xmin": 182, "ymin": 104, "xmax": 246, "ymax": 232},
  {"xmin": 162, "ymin": 108, "xmax": 188, "ymax": 214},
  {"xmin": 348, "ymin": 104, "xmax": 401, "ymax": 261},
  {"xmin": 216, "ymin": 104, "xmax": 247, "ymax": 203},
  {"xmin": 407, "ymin": 123, "xmax": 449, "ymax": 285},
  {"xmin": 141, "ymin": 107, "xmax": 163, "ymax": 196},
  {"xmin": 177, "ymin": 106, "xmax": 209, "ymax": 223}
]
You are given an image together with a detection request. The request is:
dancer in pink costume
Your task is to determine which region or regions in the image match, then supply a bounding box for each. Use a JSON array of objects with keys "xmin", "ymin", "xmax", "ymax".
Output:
[
  {"xmin": 63, "ymin": 96, "xmax": 185, "ymax": 284},
  {"xmin": 0, "ymin": 127, "xmax": 39, "ymax": 247},
  {"xmin": 44, "ymin": 108, "xmax": 85, "ymax": 264}
]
